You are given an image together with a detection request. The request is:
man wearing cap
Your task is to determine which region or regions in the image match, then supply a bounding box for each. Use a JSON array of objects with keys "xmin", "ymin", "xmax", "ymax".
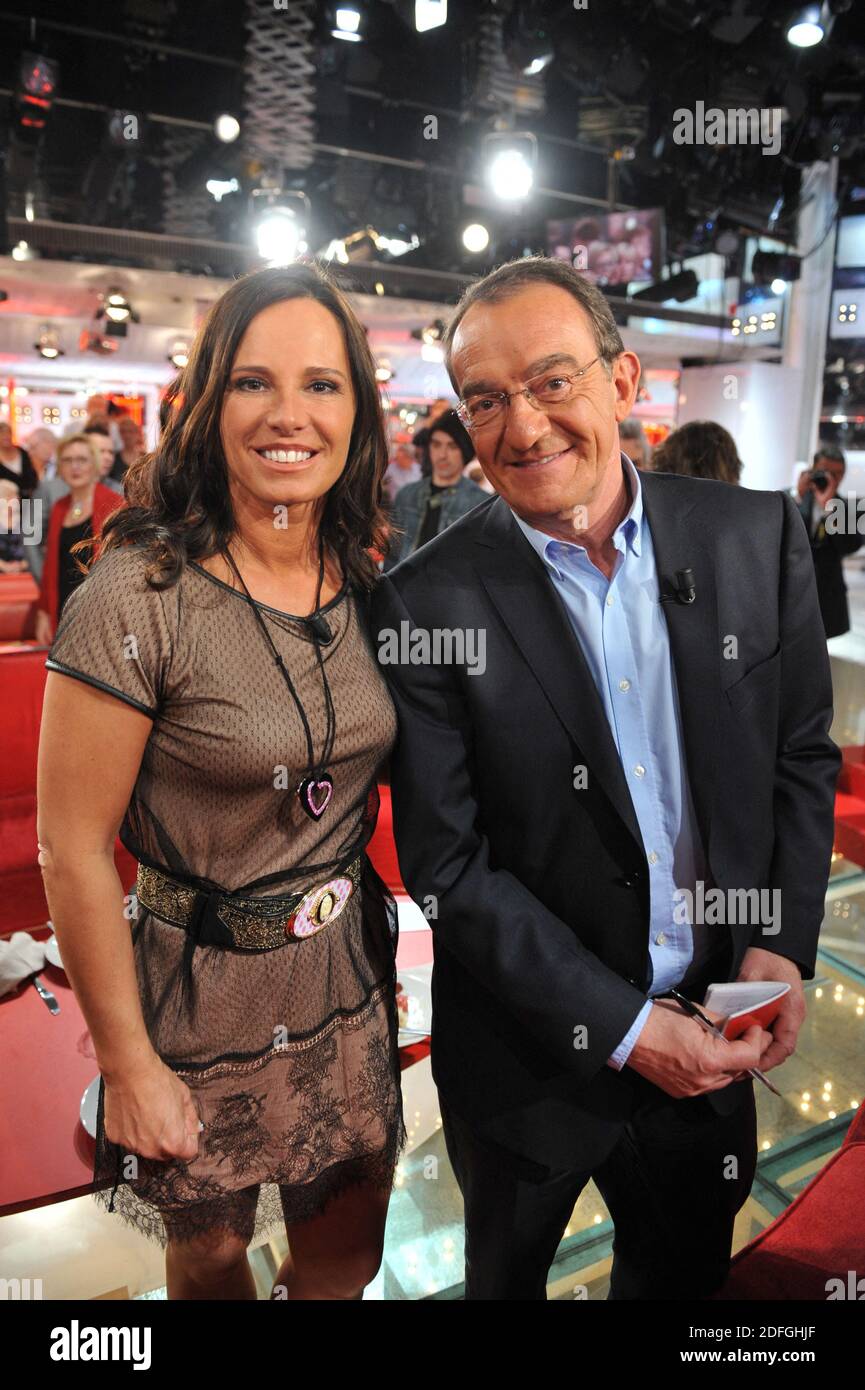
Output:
[{"xmin": 383, "ymin": 409, "xmax": 487, "ymax": 570}]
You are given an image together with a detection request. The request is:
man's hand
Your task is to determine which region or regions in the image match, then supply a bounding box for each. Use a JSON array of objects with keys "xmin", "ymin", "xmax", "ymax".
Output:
[
  {"xmin": 734, "ymin": 946, "xmax": 805, "ymax": 1074},
  {"xmin": 627, "ymin": 999, "xmax": 772, "ymax": 1098}
]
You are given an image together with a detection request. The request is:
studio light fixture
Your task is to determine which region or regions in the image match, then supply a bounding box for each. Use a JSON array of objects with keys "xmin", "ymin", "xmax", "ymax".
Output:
[
  {"xmin": 374, "ymin": 359, "xmax": 395, "ymax": 383},
  {"xmin": 462, "ymin": 222, "xmax": 490, "ymax": 253},
  {"xmin": 214, "ymin": 113, "xmax": 241, "ymax": 143},
  {"xmin": 14, "ymin": 51, "xmax": 58, "ymax": 135},
  {"xmin": 786, "ymin": 4, "xmax": 827, "ymax": 46},
  {"xmin": 332, "ymin": 6, "xmax": 363, "ymax": 41},
  {"xmin": 251, "ymin": 189, "xmax": 310, "ymax": 265},
  {"xmin": 415, "ymin": 0, "xmax": 447, "ymax": 33},
  {"xmin": 11, "ymin": 240, "xmax": 36, "ymax": 261},
  {"xmin": 482, "ymin": 131, "xmax": 537, "ymax": 202},
  {"xmin": 168, "ymin": 341, "xmax": 191, "ymax": 369},
  {"xmin": 34, "ymin": 326, "xmax": 64, "ymax": 359},
  {"xmin": 206, "ymin": 177, "xmax": 240, "ymax": 202},
  {"xmin": 101, "ymin": 290, "xmax": 138, "ymax": 324}
]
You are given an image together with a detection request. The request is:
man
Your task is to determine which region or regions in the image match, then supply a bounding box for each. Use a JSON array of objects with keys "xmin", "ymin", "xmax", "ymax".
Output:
[
  {"xmin": 110, "ymin": 413, "xmax": 144, "ymax": 483},
  {"xmin": 82, "ymin": 424, "xmax": 124, "ymax": 496},
  {"xmin": 371, "ymin": 257, "xmax": 839, "ymax": 1299},
  {"xmin": 25, "ymin": 427, "xmax": 58, "ymax": 482},
  {"xmin": 383, "ymin": 409, "xmax": 486, "ymax": 570},
  {"xmin": 619, "ymin": 417, "xmax": 650, "ymax": 470},
  {"xmin": 793, "ymin": 444, "xmax": 862, "ymax": 638}
]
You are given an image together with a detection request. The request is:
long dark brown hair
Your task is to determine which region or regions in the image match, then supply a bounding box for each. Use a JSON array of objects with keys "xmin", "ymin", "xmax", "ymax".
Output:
[{"xmin": 73, "ymin": 262, "xmax": 390, "ymax": 591}]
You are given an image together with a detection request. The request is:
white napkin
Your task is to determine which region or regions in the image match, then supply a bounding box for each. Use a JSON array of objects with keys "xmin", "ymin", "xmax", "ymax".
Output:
[{"xmin": 0, "ymin": 931, "xmax": 48, "ymax": 998}]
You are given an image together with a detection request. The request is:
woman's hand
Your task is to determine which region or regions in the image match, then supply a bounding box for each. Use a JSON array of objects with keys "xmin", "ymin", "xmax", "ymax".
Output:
[
  {"xmin": 103, "ymin": 1056, "xmax": 202, "ymax": 1163},
  {"xmin": 35, "ymin": 609, "xmax": 54, "ymax": 645}
]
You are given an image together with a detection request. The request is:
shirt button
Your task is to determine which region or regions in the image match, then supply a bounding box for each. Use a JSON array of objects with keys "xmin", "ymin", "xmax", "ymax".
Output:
[
  {"xmin": 633, "ymin": 764, "xmax": 645, "ymax": 778},
  {"xmin": 655, "ymin": 932, "xmax": 668, "ymax": 946},
  {"xmin": 618, "ymin": 678, "xmax": 630, "ymax": 692},
  {"xmin": 606, "ymin": 594, "xmax": 614, "ymax": 607},
  {"xmin": 648, "ymin": 851, "xmax": 659, "ymax": 865}
]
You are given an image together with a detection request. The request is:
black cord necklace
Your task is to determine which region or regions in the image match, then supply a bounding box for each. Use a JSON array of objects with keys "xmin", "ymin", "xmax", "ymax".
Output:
[{"xmin": 221, "ymin": 537, "xmax": 338, "ymax": 821}]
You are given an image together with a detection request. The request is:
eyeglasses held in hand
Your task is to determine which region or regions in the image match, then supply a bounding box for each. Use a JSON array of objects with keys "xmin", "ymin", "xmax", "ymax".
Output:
[{"xmin": 455, "ymin": 355, "xmax": 607, "ymax": 430}]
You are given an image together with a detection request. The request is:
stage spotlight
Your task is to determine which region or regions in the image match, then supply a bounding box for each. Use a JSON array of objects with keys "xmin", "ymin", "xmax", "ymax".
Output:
[
  {"xmin": 207, "ymin": 177, "xmax": 240, "ymax": 202},
  {"xmin": 415, "ymin": 0, "xmax": 447, "ymax": 32},
  {"xmin": 462, "ymin": 223, "xmax": 490, "ymax": 253},
  {"xmin": 102, "ymin": 290, "xmax": 135, "ymax": 324},
  {"xmin": 503, "ymin": 5, "xmax": 554, "ymax": 76},
  {"xmin": 786, "ymin": 4, "xmax": 827, "ymax": 46},
  {"xmin": 333, "ymin": 6, "xmax": 362, "ymax": 41},
  {"xmin": 214, "ymin": 113, "xmax": 241, "ymax": 143},
  {"xmin": 252, "ymin": 190, "xmax": 310, "ymax": 265},
  {"xmin": 483, "ymin": 132, "xmax": 537, "ymax": 202},
  {"xmin": 34, "ymin": 326, "xmax": 64, "ymax": 360},
  {"xmin": 15, "ymin": 51, "xmax": 58, "ymax": 135}
]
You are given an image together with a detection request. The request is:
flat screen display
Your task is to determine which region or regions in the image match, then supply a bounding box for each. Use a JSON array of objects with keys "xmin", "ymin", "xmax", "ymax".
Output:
[{"xmin": 547, "ymin": 208, "xmax": 665, "ymax": 288}]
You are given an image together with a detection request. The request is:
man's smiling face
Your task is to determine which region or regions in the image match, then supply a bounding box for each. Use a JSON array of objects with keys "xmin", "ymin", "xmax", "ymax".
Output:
[{"xmin": 450, "ymin": 283, "xmax": 640, "ymax": 530}]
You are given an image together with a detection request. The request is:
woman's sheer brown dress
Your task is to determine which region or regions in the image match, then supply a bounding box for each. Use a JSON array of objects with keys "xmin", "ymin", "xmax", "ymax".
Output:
[{"xmin": 45, "ymin": 543, "xmax": 406, "ymax": 1247}]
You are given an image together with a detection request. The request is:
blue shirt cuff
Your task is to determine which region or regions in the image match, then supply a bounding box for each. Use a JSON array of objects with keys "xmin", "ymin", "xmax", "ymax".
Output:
[{"xmin": 606, "ymin": 1000, "xmax": 653, "ymax": 1070}]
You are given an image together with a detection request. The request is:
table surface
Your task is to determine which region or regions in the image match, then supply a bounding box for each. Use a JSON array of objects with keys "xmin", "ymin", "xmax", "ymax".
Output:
[{"xmin": 0, "ymin": 911, "xmax": 433, "ymax": 1217}]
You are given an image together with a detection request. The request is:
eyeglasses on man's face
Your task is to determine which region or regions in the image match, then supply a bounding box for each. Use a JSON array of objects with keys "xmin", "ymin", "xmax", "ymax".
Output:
[{"xmin": 455, "ymin": 354, "xmax": 610, "ymax": 431}]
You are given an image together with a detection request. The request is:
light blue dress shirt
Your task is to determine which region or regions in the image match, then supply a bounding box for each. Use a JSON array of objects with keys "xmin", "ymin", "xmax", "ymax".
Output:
[{"xmin": 511, "ymin": 454, "xmax": 712, "ymax": 1070}]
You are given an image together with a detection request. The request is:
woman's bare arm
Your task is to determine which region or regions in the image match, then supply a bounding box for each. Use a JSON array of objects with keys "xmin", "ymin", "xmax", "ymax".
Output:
[{"xmin": 37, "ymin": 672, "xmax": 199, "ymax": 1159}]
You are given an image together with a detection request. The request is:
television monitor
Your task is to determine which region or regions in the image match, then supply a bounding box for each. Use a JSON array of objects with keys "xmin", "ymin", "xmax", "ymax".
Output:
[{"xmin": 547, "ymin": 208, "xmax": 665, "ymax": 289}]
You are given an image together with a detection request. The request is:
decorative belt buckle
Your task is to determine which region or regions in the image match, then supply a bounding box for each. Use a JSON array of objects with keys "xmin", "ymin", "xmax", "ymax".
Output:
[{"xmin": 288, "ymin": 875, "xmax": 353, "ymax": 939}]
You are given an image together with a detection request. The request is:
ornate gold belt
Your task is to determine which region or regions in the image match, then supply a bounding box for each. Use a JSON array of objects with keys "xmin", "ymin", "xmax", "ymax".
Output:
[{"xmin": 134, "ymin": 856, "xmax": 362, "ymax": 951}]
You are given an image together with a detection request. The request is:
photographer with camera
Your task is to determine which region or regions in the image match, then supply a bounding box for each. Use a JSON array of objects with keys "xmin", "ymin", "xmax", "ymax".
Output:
[{"xmin": 793, "ymin": 444, "xmax": 862, "ymax": 639}]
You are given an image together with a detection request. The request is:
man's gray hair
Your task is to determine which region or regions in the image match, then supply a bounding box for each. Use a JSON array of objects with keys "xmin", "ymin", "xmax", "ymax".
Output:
[{"xmin": 443, "ymin": 256, "xmax": 625, "ymax": 391}]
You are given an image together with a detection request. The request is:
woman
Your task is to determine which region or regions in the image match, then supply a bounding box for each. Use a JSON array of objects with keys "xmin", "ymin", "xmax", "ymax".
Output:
[
  {"xmin": 651, "ymin": 419, "xmax": 743, "ymax": 485},
  {"xmin": 37, "ymin": 263, "xmax": 406, "ymax": 1300},
  {"xmin": 0, "ymin": 420, "xmax": 39, "ymax": 497},
  {"xmin": 34, "ymin": 433, "xmax": 123, "ymax": 645}
]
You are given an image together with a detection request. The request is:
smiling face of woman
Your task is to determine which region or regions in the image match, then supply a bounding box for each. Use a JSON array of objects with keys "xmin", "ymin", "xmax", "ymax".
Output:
[
  {"xmin": 219, "ymin": 298, "xmax": 356, "ymax": 520},
  {"xmin": 58, "ymin": 442, "xmax": 99, "ymax": 490}
]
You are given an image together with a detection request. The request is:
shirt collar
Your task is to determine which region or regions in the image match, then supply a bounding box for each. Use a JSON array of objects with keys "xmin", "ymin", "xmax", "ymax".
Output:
[{"xmin": 509, "ymin": 452, "xmax": 643, "ymax": 578}]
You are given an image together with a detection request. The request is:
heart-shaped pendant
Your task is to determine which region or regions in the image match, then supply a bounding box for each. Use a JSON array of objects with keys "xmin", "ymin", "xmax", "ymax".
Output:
[{"xmin": 298, "ymin": 773, "xmax": 334, "ymax": 820}]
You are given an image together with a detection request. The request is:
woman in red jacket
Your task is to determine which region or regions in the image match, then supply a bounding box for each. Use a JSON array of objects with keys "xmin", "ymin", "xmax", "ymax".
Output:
[{"xmin": 35, "ymin": 433, "xmax": 124, "ymax": 644}]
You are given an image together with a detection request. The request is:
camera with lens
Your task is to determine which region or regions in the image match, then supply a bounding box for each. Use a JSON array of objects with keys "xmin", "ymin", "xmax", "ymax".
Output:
[{"xmin": 810, "ymin": 470, "xmax": 829, "ymax": 490}]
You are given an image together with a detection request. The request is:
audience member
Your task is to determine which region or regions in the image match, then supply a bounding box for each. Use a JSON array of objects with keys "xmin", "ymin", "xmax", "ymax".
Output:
[
  {"xmin": 34, "ymin": 434, "xmax": 123, "ymax": 645},
  {"xmin": 652, "ymin": 419, "xmax": 743, "ymax": 485},
  {"xmin": 26, "ymin": 427, "xmax": 59, "ymax": 482},
  {"xmin": 83, "ymin": 424, "xmax": 125, "ymax": 495},
  {"xmin": 0, "ymin": 420, "xmax": 39, "ymax": 497},
  {"xmin": 620, "ymin": 417, "xmax": 650, "ymax": 469},
  {"xmin": 110, "ymin": 414, "xmax": 145, "ymax": 482},
  {"xmin": 793, "ymin": 443, "xmax": 863, "ymax": 639},
  {"xmin": 384, "ymin": 409, "xmax": 485, "ymax": 570},
  {"xmin": 384, "ymin": 443, "xmax": 422, "ymax": 503}
]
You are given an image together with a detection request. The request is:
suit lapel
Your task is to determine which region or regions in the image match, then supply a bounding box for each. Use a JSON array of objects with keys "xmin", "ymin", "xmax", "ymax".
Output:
[
  {"xmin": 475, "ymin": 479, "xmax": 721, "ymax": 863},
  {"xmin": 638, "ymin": 471, "xmax": 719, "ymax": 857},
  {"xmin": 475, "ymin": 498, "xmax": 644, "ymax": 852}
]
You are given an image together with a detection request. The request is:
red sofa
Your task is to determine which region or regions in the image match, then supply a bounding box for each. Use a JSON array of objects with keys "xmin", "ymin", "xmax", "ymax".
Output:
[
  {"xmin": 716, "ymin": 1101, "xmax": 865, "ymax": 1298},
  {"xmin": 0, "ymin": 643, "xmax": 138, "ymax": 935}
]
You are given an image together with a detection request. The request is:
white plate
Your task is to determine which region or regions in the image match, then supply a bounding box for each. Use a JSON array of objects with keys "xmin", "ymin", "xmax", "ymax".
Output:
[
  {"xmin": 79, "ymin": 1075, "xmax": 101, "ymax": 1138},
  {"xmin": 44, "ymin": 934, "xmax": 64, "ymax": 971}
]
